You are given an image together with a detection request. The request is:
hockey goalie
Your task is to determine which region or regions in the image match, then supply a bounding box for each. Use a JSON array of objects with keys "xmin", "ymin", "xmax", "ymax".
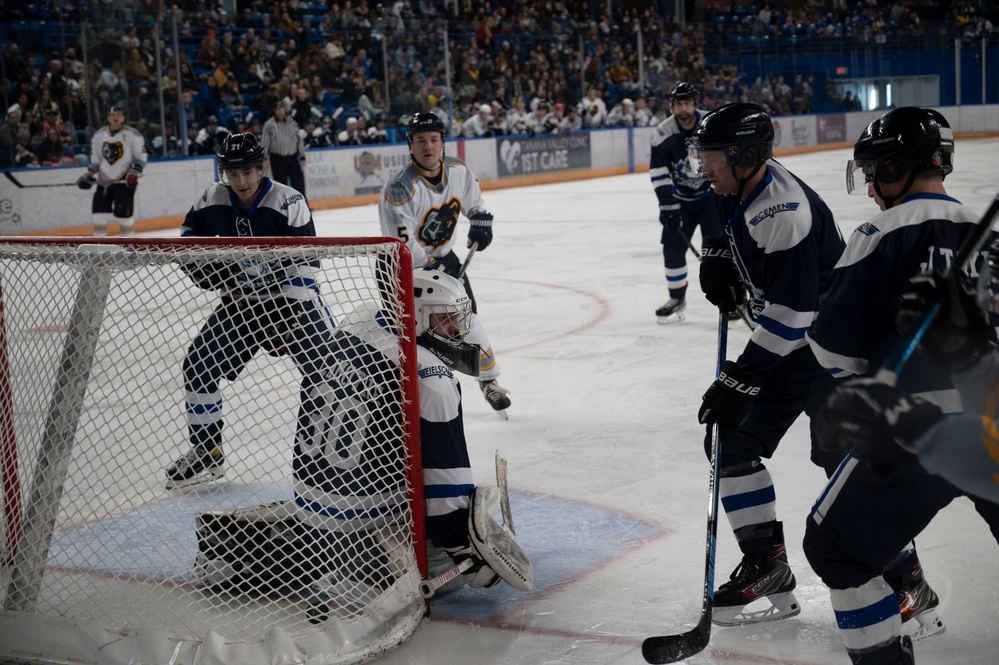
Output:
[{"xmin": 191, "ymin": 268, "xmax": 532, "ymax": 617}]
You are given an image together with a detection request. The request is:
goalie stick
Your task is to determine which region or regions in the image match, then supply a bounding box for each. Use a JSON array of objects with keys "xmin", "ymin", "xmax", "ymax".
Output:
[
  {"xmin": 419, "ymin": 451, "xmax": 516, "ymax": 598},
  {"xmin": 642, "ymin": 309, "xmax": 728, "ymax": 664},
  {"xmin": 874, "ymin": 191, "xmax": 999, "ymax": 387}
]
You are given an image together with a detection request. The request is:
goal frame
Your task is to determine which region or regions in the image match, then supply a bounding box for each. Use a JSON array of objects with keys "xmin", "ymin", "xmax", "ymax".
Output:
[{"xmin": 0, "ymin": 236, "xmax": 427, "ymax": 664}]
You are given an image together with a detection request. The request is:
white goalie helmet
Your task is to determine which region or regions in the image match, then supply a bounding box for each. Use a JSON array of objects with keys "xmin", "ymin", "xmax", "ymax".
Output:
[{"xmin": 413, "ymin": 268, "xmax": 480, "ymax": 376}]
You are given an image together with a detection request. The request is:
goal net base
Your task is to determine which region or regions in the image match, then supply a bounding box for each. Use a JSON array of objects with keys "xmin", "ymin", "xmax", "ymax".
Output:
[{"xmin": 0, "ymin": 237, "xmax": 425, "ymax": 665}]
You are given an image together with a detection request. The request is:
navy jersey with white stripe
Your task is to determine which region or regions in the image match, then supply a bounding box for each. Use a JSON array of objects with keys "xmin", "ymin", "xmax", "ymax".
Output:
[
  {"xmin": 180, "ymin": 178, "xmax": 319, "ymax": 301},
  {"xmin": 649, "ymin": 112, "xmax": 711, "ymax": 206},
  {"xmin": 727, "ymin": 160, "xmax": 844, "ymax": 374},
  {"xmin": 806, "ymin": 192, "xmax": 984, "ymax": 398}
]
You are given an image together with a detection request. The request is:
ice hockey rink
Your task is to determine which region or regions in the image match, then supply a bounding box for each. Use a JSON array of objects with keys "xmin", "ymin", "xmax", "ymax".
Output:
[{"xmin": 297, "ymin": 138, "xmax": 999, "ymax": 665}]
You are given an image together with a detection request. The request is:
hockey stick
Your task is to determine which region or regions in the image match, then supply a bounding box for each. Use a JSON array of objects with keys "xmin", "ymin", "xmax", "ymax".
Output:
[
  {"xmin": 874, "ymin": 192, "xmax": 999, "ymax": 387},
  {"xmin": 4, "ymin": 171, "xmax": 82, "ymax": 188},
  {"xmin": 642, "ymin": 309, "xmax": 728, "ymax": 664},
  {"xmin": 458, "ymin": 241, "xmax": 479, "ymax": 279},
  {"xmin": 419, "ymin": 558, "xmax": 474, "ymax": 598}
]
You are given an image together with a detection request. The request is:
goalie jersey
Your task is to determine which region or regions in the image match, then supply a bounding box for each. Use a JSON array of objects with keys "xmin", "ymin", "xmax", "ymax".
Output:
[{"xmin": 378, "ymin": 156, "xmax": 488, "ymax": 268}]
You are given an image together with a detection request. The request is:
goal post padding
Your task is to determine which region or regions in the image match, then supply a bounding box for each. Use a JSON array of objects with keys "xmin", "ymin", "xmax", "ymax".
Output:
[{"xmin": 0, "ymin": 236, "xmax": 426, "ymax": 665}]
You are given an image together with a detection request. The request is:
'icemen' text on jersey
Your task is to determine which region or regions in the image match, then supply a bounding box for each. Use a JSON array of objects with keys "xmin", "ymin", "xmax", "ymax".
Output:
[
  {"xmin": 378, "ymin": 157, "xmax": 487, "ymax": 268},
  {"xmin": 728, "ymin": 160, "xmax": 844, "ymax": 374},
  {"xmin": 89, "ymin": 124, "xmax": 147, "ymax": 183},
  {"xmin": 649, "ymin": 112, "xmax": 711, "ymax": 207},
  {"xmin": 181, "ymin": 178, "xmax": 319, "ymax": 301}
]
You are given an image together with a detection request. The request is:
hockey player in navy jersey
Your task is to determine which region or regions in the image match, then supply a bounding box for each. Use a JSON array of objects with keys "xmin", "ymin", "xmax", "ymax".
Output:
[
  {"xmin": 379, "ymin": 112, "xmax": 512, "ymax": 417},
  {"xmin": 165, "ymin": 131, "xmax": 331, "ymax": 489},
  {"xmin": 649, "ymin": 82, "xmax": 729, "ymax": 323},
  {"xmin": 805, "ymin": 107, "xmax": 999, "ymax": 664},
  {"xmin": 688, "ymin": 102, "xmax": 845, "ymax": 626}
]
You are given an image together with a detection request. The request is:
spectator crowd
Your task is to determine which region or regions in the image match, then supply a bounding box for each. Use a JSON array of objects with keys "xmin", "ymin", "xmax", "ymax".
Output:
[{"xmin": 1, "ymin": 0, "xmax": 996, "ymax": 169}]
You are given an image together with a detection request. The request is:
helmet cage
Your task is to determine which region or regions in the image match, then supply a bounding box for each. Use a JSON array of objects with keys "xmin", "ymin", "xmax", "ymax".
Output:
[{"xmin": 413, "ymin": 270, "xmax": 480, "ymax": 376}]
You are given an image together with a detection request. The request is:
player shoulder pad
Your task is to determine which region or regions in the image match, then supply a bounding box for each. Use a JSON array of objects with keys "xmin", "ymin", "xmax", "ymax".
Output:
[
  {"xmin": 195, "ymin": 182, "xmax": 229, "ymax": 210},
  {"xmin": 384, "ymin": 169, "xmax": 417, "ymax": 205},
  {"xmin": 743, "ymin": 165, "xmax": 814, "ymax": 253},
  {"xmin": 443, "ymin": 155, "xmax": 469, "ymax": 170},
  {"xmin": 651, "ymin": 117, "xmax": 679, "ymax": 146}
]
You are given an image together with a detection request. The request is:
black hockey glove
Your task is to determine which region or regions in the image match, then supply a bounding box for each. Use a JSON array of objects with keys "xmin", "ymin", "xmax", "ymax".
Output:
[
  {"xmin": 426, "ymin": 251, "xmax": 462, "ymax": 279},
  {"xmin": 659, "ymin": 203, "xmax": 682, "ymax": 233},
  {"xmin": 468, "ymin": 211, "xmax": 494, "ymax": 251},
  {"xmin": 697, "ymin": 360, "xmax": 762, "ymax": 428},
  {"xmin": 180, "ymin": 261, "xmax": 237, "ymax": 292},
  {"xmin": 816, "ymin": 378, "xmax": 942, "ymax": 475},
  {"xmin": 894, "ymin": 271, "xmax": 995, "ymax": 372},
  {"xmin": 77, "ymin": 172, "xmax": 96, "ymax": 190},
  {"xmin": 699, "ymin": 237, "xmax": 745, "ymax": 313}
]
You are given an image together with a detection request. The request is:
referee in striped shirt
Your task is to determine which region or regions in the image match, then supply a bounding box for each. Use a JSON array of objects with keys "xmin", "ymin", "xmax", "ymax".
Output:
[{"xmin": 261, "ymin": 101, "xmax": 308, "ymax": 196}]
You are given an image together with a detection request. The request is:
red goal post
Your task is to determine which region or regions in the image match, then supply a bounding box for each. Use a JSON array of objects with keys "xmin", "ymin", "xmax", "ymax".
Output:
[{"xmin": 0, "ymin": 236, "xmax": 426, "ymax": 665}]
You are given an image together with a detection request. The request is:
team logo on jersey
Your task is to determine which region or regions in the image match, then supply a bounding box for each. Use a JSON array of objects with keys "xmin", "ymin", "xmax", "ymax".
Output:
[
  {"xmin": 855, "ymin": 222, "xmax": 880, "ymax": 236},
  {"xmin": 235, "ymin": 215, "xmax": 251, "ymax": 236},
  {"xmin": 748, "ymin": 202, "xmax": 800, "ymax": 226},
  {"xmin": 102, "ymin": 141, "xmax": 124, "ymax": 165},
  {"xmin": 280, "ymin": 193, "xmax": 304, "ymax": 210},
  {"xmin": 418, "ymin": 197, "xmax": 461, "ymax": 248}
]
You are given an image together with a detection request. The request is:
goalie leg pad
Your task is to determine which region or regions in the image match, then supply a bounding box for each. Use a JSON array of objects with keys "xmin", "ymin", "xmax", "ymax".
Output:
[{"xmin": 468, "ymin": 485, "xmax": 534, "ymax": 591}]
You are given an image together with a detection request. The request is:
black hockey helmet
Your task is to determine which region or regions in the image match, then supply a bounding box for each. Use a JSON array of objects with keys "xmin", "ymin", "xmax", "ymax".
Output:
[
  {"xmin": 847, "ymin": 107, "xmax": 954, "ymax": 197},
  {"xmin": 217, "ymin": 132, "xmax": 265, "ymax": 171},
  {"xmin": 690, "ymin": 102, "xmax": 774, "ymax": 169},
  {"xmin": 108, "ymin": 104, "xmax": 126, "ymax": 115},
  {"xmin": 669, "ymin": 82, "xmax": 699, "ymax": 103},
  {"xmin": 407, "ymin": 112, "xmax": 447, "ymax": 143}
]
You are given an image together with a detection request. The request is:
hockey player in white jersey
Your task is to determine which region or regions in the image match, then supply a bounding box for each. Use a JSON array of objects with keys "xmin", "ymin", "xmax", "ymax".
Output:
[
  {"xmin": 76, "ymin": 104, "xmax": 146, "ymax": 236},
  {"xmin": 378, "ymin": 112, "xmax": 511, "ymax": 416}
]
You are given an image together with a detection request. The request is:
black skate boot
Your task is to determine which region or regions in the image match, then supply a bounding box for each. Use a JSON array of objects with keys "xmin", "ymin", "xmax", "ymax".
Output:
[
  {"xmin": 655, "ymin": 298, "xmax": 686, "ymax": 324},
  {"xmin": 479, "ymin": 379, "xmax": 511, "ymax": 416},
  {"xmin": 850, "ymin": 635, "xmax": 915, "ymax": 665},
  {"xmin": 165, "ymin": 444, "xmax": 225, "ymax": 490},
  {"xmin": 712, "ymin": 524, "xmax": 800, "ymax": 626},
  {"xmin": 885, "ymin": 556, "xmax": 944, "ymax": 640}
]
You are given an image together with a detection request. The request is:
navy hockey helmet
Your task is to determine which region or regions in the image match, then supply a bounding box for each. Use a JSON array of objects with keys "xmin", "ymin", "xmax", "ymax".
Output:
[
  {"xmin": 108, "ymin": 104, "xmax": 126, "ymax": 115},
  {"xmin": 847, "ymin": 107, "xmax": 954, "ymax": 197},
  {"xmin": 412, "ymin": 268, "xmax": 479, "ymax": 376},
  {"xmin": 407, "ymin": 112, "xmax": 447, "ymax": 143},
  {"xmin": 217, "ymin": 132, "xmax": 265, "ymax": 173},
  {"xmin": 669, "ymin": 82, "xmax": 699, "ymax": 104},
  {"xmin": 690, "ymin": 102, "xmax": 774, "ymax": 170}
]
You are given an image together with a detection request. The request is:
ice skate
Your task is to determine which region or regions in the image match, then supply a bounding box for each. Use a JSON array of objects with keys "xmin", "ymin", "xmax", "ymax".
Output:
[
  {"xmin": 712, "ymin": 541, "xmax": 801, "ymax": 626},
  {"xmin": 655, "ymin": 298, "xmax": 686, "ymax": 324},
  {"xmin": 888, "ymin": 559, "xmax": 945, "ymax": 641},
  {"xmin": 165, "ymin": 444, "xmax": 225, "ymax": 490},
  {"xmin": 479, "ymin": 379, "xmax": 511, "ymax": 418}
]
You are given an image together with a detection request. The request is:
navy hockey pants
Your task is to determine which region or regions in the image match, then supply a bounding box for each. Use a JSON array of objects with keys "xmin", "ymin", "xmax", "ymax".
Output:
[{"xmin": 804, "ymin": 452, "xmax": 999, "ymax": 590}]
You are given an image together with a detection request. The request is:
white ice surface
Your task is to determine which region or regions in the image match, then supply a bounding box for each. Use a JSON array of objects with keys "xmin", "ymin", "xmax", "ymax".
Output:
[{"xmin": 163, "ymin": 139, "xmax": 999, "ymax": 664}]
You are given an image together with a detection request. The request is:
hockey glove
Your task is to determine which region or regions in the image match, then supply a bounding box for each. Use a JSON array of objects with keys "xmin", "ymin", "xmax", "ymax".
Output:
[
  {"xmin": 697, "ymin": 360, "xmax": 762, "ymax": 428},
  {"xmin": 77, "ymin": 173, "xmax": 96, "ymax": 190},
  {"xmin": 426, "ymin": 251, "xmax": 462, "ymax": 279},
  {"xmin": 659, "ymin": 203, "xmax": 682, "ymax": 233},
  {"xmin": 894, "ymin": 271, "xmax": 995, "ymax": 372},
  {"xmin": 699, "ymin": 237, "xmax": 745, "ymax": 314},
  {"xmin": 468, "ymin": 211, "xmax": 494, "ymax": 251},
  {"xmin": 126, "ymin": 173, "xmax": 140, "ymax": 189},
  {"xmin": 816, "ymin": 378, "xmax": 942, "ymax": 475}
]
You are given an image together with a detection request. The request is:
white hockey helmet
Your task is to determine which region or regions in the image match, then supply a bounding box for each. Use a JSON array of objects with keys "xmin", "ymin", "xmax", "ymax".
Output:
[{"xmin": 413, "ymin": 268, "xmax": 479, "ymax": 376}]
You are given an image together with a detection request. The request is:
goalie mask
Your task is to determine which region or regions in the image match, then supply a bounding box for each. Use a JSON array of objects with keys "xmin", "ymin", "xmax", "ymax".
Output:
[{"xmin": 413, "ymin": 268, "xmax": 479, "ymax": 376}]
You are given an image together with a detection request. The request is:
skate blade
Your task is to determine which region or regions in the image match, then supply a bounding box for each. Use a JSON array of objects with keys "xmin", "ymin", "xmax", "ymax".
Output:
[
  {"xmin": 495, "ymin": 409, "xmax": 509, "ymax": 420},
  {"xmin": 712, "ymin": 591, "xmax": 801, "ymax": 626},
  {"xmin": 906, "ymin": 608, "xmax": 945, "ymax": 641},
  {"xmin": 165, "ymin": 468, "xmax": 226, "ymax": 491},
  {"xmin": 656, "ymin": 312, "xmax": 686, "ymax": 324}
]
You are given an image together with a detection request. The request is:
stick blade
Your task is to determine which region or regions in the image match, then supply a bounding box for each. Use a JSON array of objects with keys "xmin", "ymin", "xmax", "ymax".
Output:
[{"xmin": 642, "ymin": 626, "xmax": 708, "ymax": 664}]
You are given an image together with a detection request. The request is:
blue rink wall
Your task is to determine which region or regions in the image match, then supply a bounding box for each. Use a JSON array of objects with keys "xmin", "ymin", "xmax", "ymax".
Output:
[{"xmin": 3, "ymin": 104, "xmax": 998, "ymax": 237}]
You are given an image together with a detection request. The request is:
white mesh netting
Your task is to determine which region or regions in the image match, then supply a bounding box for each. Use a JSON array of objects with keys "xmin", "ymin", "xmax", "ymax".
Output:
[{"xmin": 0, "ymin": 238, "xmax": 425, "ymax": 665}]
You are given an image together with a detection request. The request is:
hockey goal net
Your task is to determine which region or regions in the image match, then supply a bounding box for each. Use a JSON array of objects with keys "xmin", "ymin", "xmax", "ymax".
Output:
[{"xmin": 0, "ymin": 237, "xmax": 426, "ymax": 665}]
